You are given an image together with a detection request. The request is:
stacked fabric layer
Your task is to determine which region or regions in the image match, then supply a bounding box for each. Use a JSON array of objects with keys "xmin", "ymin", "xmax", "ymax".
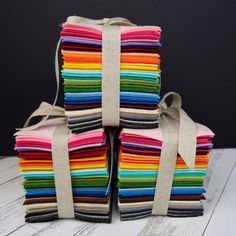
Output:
[
  {"xmin": 15, "ymin": 120, "xmax": 112, "ymax": 223},
  {"xmin": 118, "ymin": 123, "xmax": 214, "ymax": 220},
  {"xmin": 61, "ymin": 21, "xmax": 161, "ymax": 132}
]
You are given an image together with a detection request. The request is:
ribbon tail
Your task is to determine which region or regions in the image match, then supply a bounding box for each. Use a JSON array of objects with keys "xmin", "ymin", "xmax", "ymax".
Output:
[
  {"xmin": 152, "ymin": 115, "xmax": 179, "ymax": 215},
  {"xmin": 178, "ymin": 109, "xmax": 197, "ymax": 170}
]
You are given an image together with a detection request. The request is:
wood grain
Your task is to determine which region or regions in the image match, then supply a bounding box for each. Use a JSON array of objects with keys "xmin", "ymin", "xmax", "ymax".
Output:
[{"xmin": 0, "ymin": 149, "xmax": 235, "ymax": 236}]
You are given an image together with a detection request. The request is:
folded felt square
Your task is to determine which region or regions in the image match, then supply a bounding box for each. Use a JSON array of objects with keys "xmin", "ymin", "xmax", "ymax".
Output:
[
  {"xmin": 14, "ymin": 120, "xmax": 112, "ymax": 223},
  {"xmin": 60, "ymin": 19, "xmax": 162, "ymax": 132},
  {"xmin": 117, "ymin": 123, "xmax": 214, "ymax": 220}
]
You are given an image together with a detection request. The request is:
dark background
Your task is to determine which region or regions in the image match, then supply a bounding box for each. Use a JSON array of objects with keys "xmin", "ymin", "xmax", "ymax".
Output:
[{"xmin": 0, "ymin": 0, "xmax": 235, "ymax": 155}]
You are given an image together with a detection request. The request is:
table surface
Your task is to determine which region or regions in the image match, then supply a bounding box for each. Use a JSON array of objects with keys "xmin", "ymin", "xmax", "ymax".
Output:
[{"xmin": 0, "ymin": 149, "xmax": 235, "ymax": 236}]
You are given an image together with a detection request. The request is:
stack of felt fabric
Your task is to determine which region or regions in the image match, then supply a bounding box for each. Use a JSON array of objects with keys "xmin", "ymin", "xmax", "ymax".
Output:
[
  {"xmin": 60, "ymin": 21, "xmax": 161, "ymax": 132},
  {"xmin": 117, "ymin": 123, "xmax": 214, "ymax": 220},
  {"xmin": 14, "ymin": 120, "xmax": 112, "ymax": 223}
]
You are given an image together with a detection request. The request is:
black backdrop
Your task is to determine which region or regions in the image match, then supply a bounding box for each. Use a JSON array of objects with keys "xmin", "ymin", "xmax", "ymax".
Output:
[{"xmin": 0, "ymin": 0, "xmax": 235, "ymax": 155}]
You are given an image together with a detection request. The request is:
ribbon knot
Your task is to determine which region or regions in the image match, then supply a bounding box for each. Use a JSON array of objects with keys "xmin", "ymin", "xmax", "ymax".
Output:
[{"xmin": 102, "ymin": 17, "xmax": 111, "ymax": 25}]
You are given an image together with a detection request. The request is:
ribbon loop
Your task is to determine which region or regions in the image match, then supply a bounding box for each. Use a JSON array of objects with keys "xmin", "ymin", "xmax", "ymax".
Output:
[
  {"xmin": 18, "ymin": 102, "xmax": 66, "ymax": 131},
  {"xmin": 159, "ymin": 92, "xmax": 182, "ymax": 110}
]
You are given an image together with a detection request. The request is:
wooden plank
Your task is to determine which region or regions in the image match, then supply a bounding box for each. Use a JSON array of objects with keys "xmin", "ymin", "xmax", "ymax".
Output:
[
  {"xmin": 0, "ymin": 156, "xmax": 26, "ymax": 236},
  {"xmin": 0, "ymin": 156, "xmax": 20, "ymax": 185},
  {"xmin": 138, "ymin": 149, "xmax": 236, "ymax": 236},
  {"xmin": 9, "ymin": 213, "xmax": 148, "ymax": 236},
  {"xmin": 0, "ymin": 198, "xmax": 26, "ymax": 236},
  {"xmin": 89, "ymin": 210, "xmax": 149, "ymax": 236},
  {"xmin": 0, "ymin": 177, "xmax": 24, "ymax": 208},
  {"xmin": 203, "ymin": 150, "xmax": 236, "ymax": 236},
  {"xmin": 2, "ymin": 149, "xmax": 236, "ymax": 236},
  {"xmin": 0, "ymin": 156, "xmax": 17, "ymax": 171},
  {"xmin": 9, "ymin": 220, "xmax": 99, "ymax": 236}
]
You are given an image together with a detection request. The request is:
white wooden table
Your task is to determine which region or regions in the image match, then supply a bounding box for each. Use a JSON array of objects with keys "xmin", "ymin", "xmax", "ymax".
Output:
[{"xmin": 0, "ymin": 149, "xmax": 235, "ymax": 236}]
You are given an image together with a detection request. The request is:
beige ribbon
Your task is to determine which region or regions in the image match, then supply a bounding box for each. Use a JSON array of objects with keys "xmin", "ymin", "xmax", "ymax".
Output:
[
  {"xmin": 152, "ymin": 92, "xmax": 197, "ymax": 215},
  {"xmin": 52, "ymin": 123, "xmax": 74, "ymax": 218},
  {"xmin": 66, "ymin": 16, "xmax": 136, "ymax": 26},
  {"xmin": 66, "ymin": 16, "xmax": 136, "ymax": 126},
  {"xmin": 102, "ymin": 25, "xmax": 120, "ymax": 126}
]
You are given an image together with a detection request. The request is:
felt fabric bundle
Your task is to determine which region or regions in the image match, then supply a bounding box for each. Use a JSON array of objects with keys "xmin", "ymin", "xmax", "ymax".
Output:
[
  {"xmin": 14, "ymin": 120, "xmax": 112, "ymax": 223},
  {"xmin": 61, "ymin": 21, "xmax": 161, "ymax": 132},
  {"xmin": 117, "ymin": 123, "xmax": 214, "ymax": 220}
]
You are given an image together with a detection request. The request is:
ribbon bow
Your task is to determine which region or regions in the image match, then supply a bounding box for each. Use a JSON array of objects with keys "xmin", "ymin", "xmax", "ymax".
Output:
[
  {"xmin": 66, "ymin": 16, "xmax": 136, "ymax": 26},
  {"xmin": 159, "ymin": 92, "xmax": 197, "ymax": 169},
  {"xmin": 18, "ymin": 102, "xmax": 66, "ymax": 131},
  {"xmin": 152, "ymin": 92, "xmax": 197, "ymax": 215}
]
